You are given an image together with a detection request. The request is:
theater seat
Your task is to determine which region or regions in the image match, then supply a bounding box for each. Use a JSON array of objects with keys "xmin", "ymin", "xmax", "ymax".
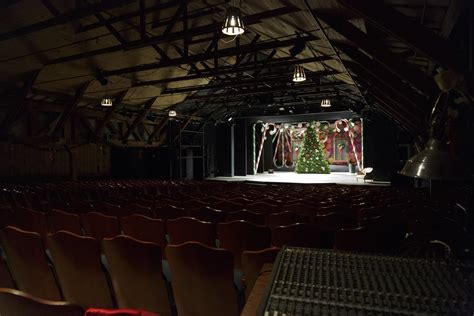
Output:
[
  {"xmin": 0, "ymin": 288, "xmax": 84, "ymax": 316},
  {"xmin": 81, "ymin": 212, "xmax": 120, "ymax": 240},
  {"xmin": 0, "ymin": 226, "xmax": 61, "ymax": 301},
  {"xmin": 47, "ymin": 231, "xmax": 114, "ymax": 309},
  {"xmin": 120, "ymin": 214, "xmax": 166, "ymax": 248},
  {"xmin": 188, "ymin": 207, "xmax": 226, "ymax": 224},
  {"xmin": 166, "ymin": 242, "xmax": 239, "ymax": 316},
  {"xmin": 102, "ymin": 236, "xmax": 171, "ymax": 315},
  {"xmin": 217, "ymin": 220, "xmax": 271, "ymax": 268},
  {"xmin": 226, "ymin": 210, "xmax": 265, "ymax": 225},
  {"xmin": 47, "ymin": 209, "xmax": 82, "ymax": 235},
  {"xmin": 272, "ymin": 223, "xmax": 322, "ymax": 248},
  {"xmin": 241, "ymin": 248, "xmax": 280, "ymax": 299},
  {"xmin": 334, "ymin": 226, "xmax": 378, "ymax": 253},
  {"xmin": 167, "ymin": 217, "xmax": 216, "ymax": 247}
]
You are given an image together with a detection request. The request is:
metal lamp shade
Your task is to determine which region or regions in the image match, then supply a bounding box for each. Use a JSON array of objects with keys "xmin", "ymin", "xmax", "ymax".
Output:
[
  {"xmin": 400, "ymin": 138, "xmax": 469, "ymax": 180},
  {"xmin": 101, "ymin": 98, "xmax": 113, "ymax": 107},
  {"xmin": 292, "ymin": 65, "xmax": 306, "ymax": 82},
  {"xmin": 321, "ymin": 99, "xmax": 331, "ymax": 107},
  {"xmin": 222, "ymin": 7, "xmax": 245, "ymax": 36}
]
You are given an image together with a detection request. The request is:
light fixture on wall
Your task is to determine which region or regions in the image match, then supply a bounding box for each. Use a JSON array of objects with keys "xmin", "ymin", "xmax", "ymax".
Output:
[
  {"xmin": 292, "ymin": 65, "xmax": 306, "ymax": 82},
  {"xmin": 321, "ymin": 99, "xmax": 331, "ymax": 107},
  {"xmin": 168, "ymin": 110, "xmax": 177, "ymax": 117},
  {"xmin": 222, "ymin": 7, "xmax": 245, "ymax": 36},
  {"xmin": 101, "ymin": 98, "xmax": 113, "ymax": 107}
]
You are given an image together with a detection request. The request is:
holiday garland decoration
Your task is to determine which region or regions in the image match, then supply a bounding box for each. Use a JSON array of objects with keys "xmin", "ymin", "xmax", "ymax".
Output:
[{"xmin": 295, "ymin": 122, "xmax": 330, "ymax": 174}]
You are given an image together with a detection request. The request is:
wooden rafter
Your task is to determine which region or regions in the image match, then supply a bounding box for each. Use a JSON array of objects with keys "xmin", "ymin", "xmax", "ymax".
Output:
[
  {"xmin": 338, "ymin": 0, "xmax": 464, "ymax": 72},
  {"xmin": 122, "ymin": 97, "xmax": 157, "ymax": 143}
]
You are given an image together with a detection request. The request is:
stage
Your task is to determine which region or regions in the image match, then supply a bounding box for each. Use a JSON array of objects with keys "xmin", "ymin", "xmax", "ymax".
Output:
[{"xmin": 211, "ymin": 171, "xmax": 390, "ymax": 186}]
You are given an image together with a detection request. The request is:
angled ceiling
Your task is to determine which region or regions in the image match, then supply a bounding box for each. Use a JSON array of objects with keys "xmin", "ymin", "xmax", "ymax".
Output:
[{"xmin": 0, "ymin": 0, "xmax": 470, "ymax": 143}]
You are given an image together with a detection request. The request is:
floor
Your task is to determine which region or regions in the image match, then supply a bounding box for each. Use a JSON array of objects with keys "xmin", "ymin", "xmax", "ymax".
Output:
[{"xmin": 210, "ymin": 171, "xmax": 390, "ymax": 186}]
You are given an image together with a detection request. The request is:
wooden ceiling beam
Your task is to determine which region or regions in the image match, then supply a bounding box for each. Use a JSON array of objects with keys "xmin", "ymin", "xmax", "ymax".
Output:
[
  {"xmin": 0, "ymin": 71, "xmax": 40, "ymax": 137},
  {"xmin": 334, "ymin": 43, "xmax": 430, "ymax": 114},
  {"xmin": 122, "ymin": 97, "xmax": 157, "ymax": 143},
  {"xmin": 94, "ymin": 90, "xmax": 128, "ymax": 141},
  {"xmin": 183, "ymin": 82, "xmax": 350, "ymax": 101},
  {"xmin": 338, "ymin": 0, "xmax": 464, "ymax": 72},
  {"xmin": 0, "ymin": 0, "xmax": 134, "ymax": 42},
  {"xmin": 317, "ymin": 14, "xmax": 438, "ymax": 97},
  {"xmin": 47, "ymin": 6, "xmax": 301, "ymax": 65},
  {"xmin": 77, "ymin": 0, "xmax": 182, "ymax": 33},
  {"xmin": 103, "ymin": 35, "xmax": 316, "ymax": 77},
  {"xmin": 134, "ymin": 56, "xmax": 335, "ymax": 86},
  {"xmin": 164, "ymin": 72, "xmax": 345, "ymax": 94},
  {"xmin": 50, "ymin": 82, "xmax": 90, "ymax": 139}
]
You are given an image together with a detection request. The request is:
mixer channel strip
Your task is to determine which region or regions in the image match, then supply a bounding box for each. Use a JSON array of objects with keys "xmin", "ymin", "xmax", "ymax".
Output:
[{"xmin": 258, "ymin": 247, "xmax": 474, "ymax": 315}]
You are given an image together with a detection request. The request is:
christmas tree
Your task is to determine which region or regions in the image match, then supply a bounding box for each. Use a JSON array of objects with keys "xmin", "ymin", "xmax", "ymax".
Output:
[{"xmin": 295, "ymin": 123, "xmax": 330, "ymax": 174}]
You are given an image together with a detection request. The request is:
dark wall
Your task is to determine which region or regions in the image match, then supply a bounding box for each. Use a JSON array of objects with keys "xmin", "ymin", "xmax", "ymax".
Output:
[
  {"xmin": 216, "ymin": 124, "xmax": 232, "ymax": 176},
  {"xmin": 111, "ymin": 147, "xmax": 174, "ymax": 179},
  {"xmin": 234, "ymin": 119, "xmax": 247, "ymax": 176},
  {"xmin": 363, "ymin": 113, "xmax": 398, "ymax": 181}
]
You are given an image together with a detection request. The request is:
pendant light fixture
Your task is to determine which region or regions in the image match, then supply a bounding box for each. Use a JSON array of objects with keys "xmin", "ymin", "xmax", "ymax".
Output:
[
  {"xmin": 321, "ymin": 99, "xmax": 331, "ymax": 107},
  {"xmin": 101, "ymin": 97, "xmax": 113, "ymax": 107},
  {"xmin": 292, "ymin": 65, "xmax": 306, "ymax": 82},
  {"xmin": 168, "ymin": 110, "xmax": 177, "ymax": 117},
  {"xmin": 222, "ymin": 6, "xmax": 245, "ymax": 36}
]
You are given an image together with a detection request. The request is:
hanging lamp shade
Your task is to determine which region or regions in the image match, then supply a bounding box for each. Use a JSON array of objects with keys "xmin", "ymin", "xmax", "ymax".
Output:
[
  {"xmin": 222, "ymin": 7, "xmax": 245, "ymax": 36},
  {"xmin": 168, "ymin": 110, "xmax": 177, "ymax": 117},
  {"xmin": 399, "ymin": 138, "xmax": 468, "ymax": 180},
  {"xmin": 321, "ymin": 99, "xmax": 331, "ymax": 107},
  {"xmin": 101, "ymin": 98, "xmax": 113, "ymax": 107},
  {"xmin": 292, "ymin": 65, "xmax": 306, "ymax": 82}
]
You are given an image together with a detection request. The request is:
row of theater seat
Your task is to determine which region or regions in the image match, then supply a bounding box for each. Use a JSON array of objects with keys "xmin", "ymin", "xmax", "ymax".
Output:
[
  {"xmin": 0, "ymin": 225, "xmax": 280, "ymax": 315},
  {"xmin": 4, "ymin": 206, "xmax": 406, "ymax": 258}
]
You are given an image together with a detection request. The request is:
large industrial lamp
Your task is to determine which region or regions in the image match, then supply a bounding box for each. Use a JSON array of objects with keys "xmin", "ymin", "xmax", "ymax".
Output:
[
  {"xmin": 400, "ymin": 92, "xmax": 468, "ymax": 180},
  {"xmin": 222, "ymin": 7, "xmax": 245, "ymax": 36}
]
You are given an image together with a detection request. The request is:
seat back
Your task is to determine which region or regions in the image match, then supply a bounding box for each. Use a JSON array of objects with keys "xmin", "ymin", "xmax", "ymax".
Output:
[
  {"xmin": 0, "ymin": 226, "xmax": 61, "ymax": 300},
  {"xmin": 166, "ymin": 242, "xmax": 239, "ymax": 316},
  {"xmin": 272, "ymin": 223, "xmax": 322, "ymax": 248},
  {"xmin": 47, "ymin": 231, "xmax": 113, "ymax": 308},
  {"xmin": 167, "ymin": 217, "xmax": 216, "ymax": 247},
  {"xmin": 120, "ymin": 214, "xmax": 166, "ymax": 248},
  {"xmin": 226, "ymin": 210, "xmax": 265, "ymax": 225},
  {"xmin": 334, "ymin": 226, "xmax": 378, "ymax": 253},
  {"xmin": 0, "ymin": 288, "xmax": 84, "ymax": 316},
  {"xmin": 0, "ymin": 257, "xmax": 14, "ymax": 289},
  {"xmin": 102, "ymin": 236, "xmax": 171, "ymax": 315},
  {"xmin": 156, "ymin": 206, "xmax": 187, "ymax": 220},
  {"xmin": 80, "ymin": 212, "xmax": 120, "ymax": 240},
  {"xmin": 217, "ymin": 220, "xmax": 271, "ymax": 268},
  {"xmin": 241, "ymin": 248, "xmax": 280, "ymax": 299},
  {"xmin": 188, "ymin": 207, "xmax": 226, "ymax": 224},
  {"xmin": 12, "ymin": 207, "xmax": 48, "ymax": 239},
  {"xmin": 47, "ymin": 209, "xmax": 82, "ymax": 235},
  {"xmin": 266, "ymin": 211, "xmax": 308, "ymax": 229}
]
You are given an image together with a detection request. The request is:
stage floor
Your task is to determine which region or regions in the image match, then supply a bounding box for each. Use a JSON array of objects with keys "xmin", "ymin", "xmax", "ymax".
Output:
[{"xmin": 210, "ymin": 172, "xmax": 389, "ymax": 186}]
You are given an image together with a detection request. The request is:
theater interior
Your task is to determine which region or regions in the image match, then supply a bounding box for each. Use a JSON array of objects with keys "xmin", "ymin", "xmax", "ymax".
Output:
[{"xmin": 0, "ymin": 0, "xmax": 473, "ymax": 315}]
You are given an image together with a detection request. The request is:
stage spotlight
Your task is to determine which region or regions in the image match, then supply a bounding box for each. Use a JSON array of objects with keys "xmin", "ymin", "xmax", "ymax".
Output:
[
  {"xmin": 279, "ymin": 107, "xmax": 285, "ymax": 111},
  {"xmin": 228, "ymin": 116, "xmax": 233, "ymax": 122},
  {"xmin": 289, "ymin": 35, "xmax": 306, "ymax": 57}
]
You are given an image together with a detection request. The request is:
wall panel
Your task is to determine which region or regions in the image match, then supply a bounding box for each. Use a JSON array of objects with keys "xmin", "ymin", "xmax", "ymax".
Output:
[{"xmin": 0, "ymin": 143, "xmax": 111, "ymax": 178}]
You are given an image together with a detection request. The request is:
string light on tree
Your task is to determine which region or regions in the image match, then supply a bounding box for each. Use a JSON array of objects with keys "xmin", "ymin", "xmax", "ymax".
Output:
[{"xmin": 295, "ymin": 122, "xmax": 330, "ymax": 174}]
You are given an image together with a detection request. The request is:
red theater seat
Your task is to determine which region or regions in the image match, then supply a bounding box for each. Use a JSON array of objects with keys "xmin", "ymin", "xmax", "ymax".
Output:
[
  {"xmin": 217, "ymin": 220, "xmax": 271, "ymax": 268},
  {"xmin": 272, "ymin": 223, "xmax": 322, "ymax": 248},
  {"xmin": 167, "ymin": 217, "xmax": 216, "ymax": 247},
  {"xmin": 0, "ymin": 288, "xmax": 84, "ymax": 316}
]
